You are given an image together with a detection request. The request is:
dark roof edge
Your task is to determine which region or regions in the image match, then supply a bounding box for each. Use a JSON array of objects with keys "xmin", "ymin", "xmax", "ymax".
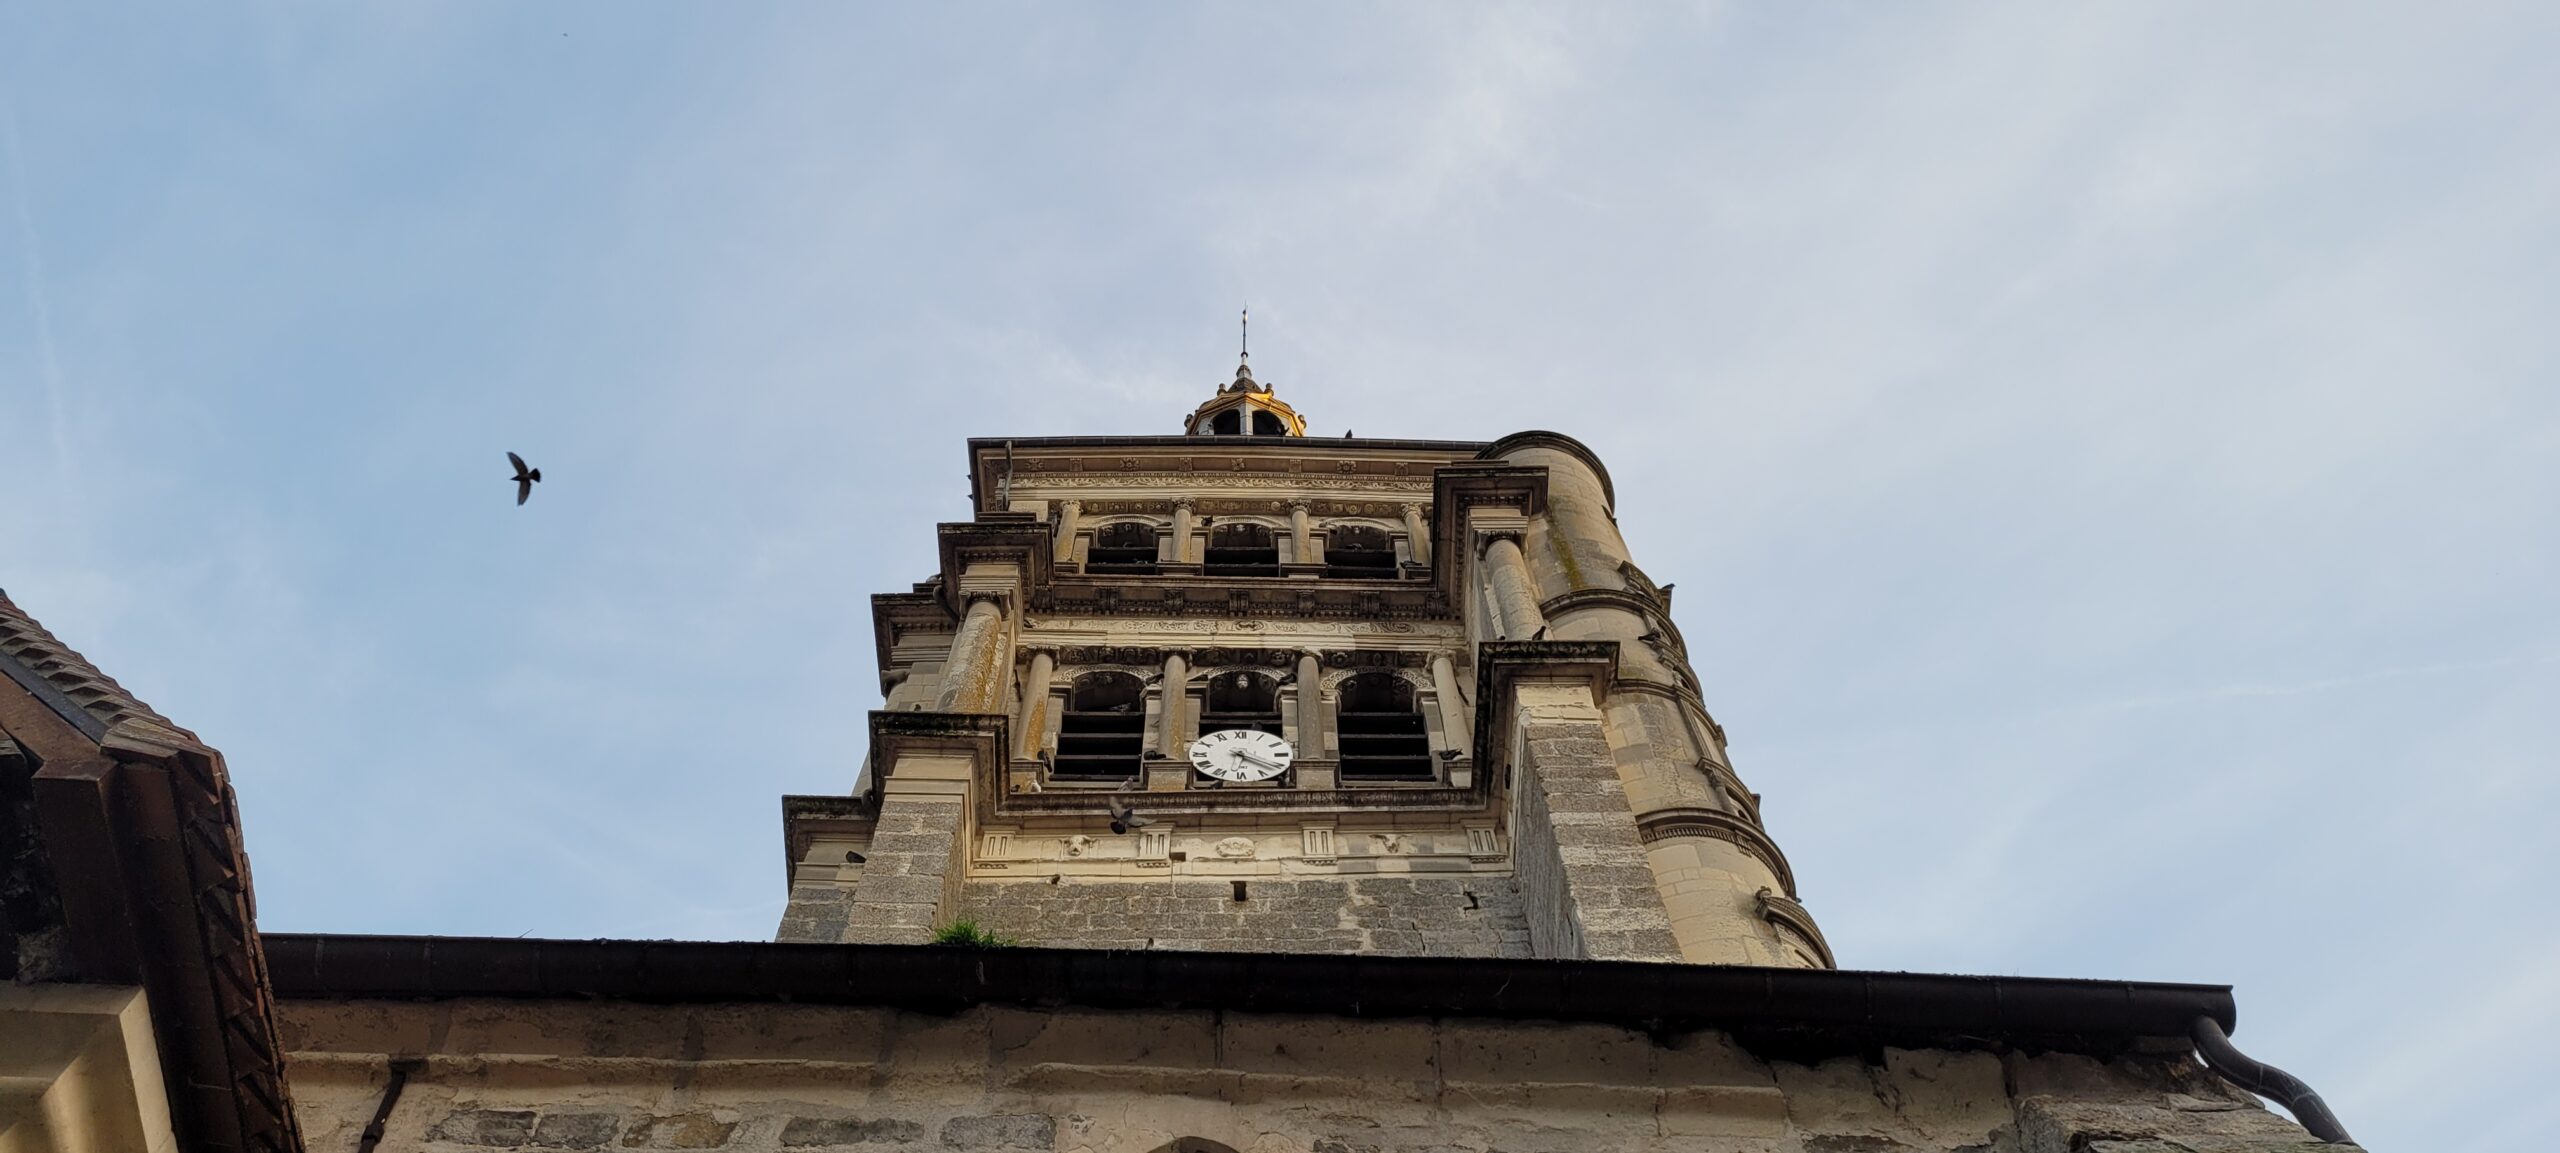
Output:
[{"xmin": 261, "ymin": 934, "xmax": 2233, "ymax": 1062}]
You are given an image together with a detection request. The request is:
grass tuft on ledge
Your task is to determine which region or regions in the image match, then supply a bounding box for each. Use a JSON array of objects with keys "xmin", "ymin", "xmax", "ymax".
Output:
[{"xmin": 930, "ymin": 919, "xmax": 1018, "ymax": 948}]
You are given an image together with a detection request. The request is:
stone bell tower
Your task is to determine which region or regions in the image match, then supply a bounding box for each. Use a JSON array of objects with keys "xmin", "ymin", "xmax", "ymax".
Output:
[{"xmin": 777, "ymin": 340, "xmax": 1830, "ymax": 967}]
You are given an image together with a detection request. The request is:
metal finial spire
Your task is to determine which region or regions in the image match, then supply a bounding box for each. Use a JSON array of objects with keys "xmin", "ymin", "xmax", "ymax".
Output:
[{"xmin": 1240, "ymin": 306, "xmax": 1249, "ymax": 362}]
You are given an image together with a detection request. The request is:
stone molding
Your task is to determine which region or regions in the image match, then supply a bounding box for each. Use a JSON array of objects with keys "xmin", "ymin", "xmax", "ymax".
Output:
[
  {"xmin": 1014, "ymin": 473, "xmax": 1435, "ymax": 493},
  {"xmin": 781, "ymin": 795, "xmax": 877, "ymax": 887},
  {"xmin": 1636, "ymin": 807, "xmax": 1799, "ymax": 898},
  {"xmin": 1468, "ymin": 640, "xmax": 1620, "ymax": 783},
  {"xmin": 1046, "ymin": 645, "xmax": 1436, "ymax": 671},
  {"xmin": 1756, "ymin": 887, "xmax": 1837, "ymax": 969},
  {"xmin": 1025, "ymin": 616, "xmax": 1457, "ymax": 637},
  {"xmin": 1072, "ymin": 498, "xmax": 1425, "ymax": 518},
  {"xmin": 1477, "ymin": 430, "xmax": 1618, "ymax": 511},
  {"xmin": 866, "ymin": 711, "xmax": 1010, "ymax": 806}
]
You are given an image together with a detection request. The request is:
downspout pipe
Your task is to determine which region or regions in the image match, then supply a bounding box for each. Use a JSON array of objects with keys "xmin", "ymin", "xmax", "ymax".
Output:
[{"xmin": 2191, "ymin": 1016, "xmax": 2356, "ymax": 1144}]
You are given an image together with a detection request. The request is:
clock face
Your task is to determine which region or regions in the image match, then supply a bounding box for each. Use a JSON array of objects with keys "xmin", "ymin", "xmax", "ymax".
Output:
[{"xmin": 1187, "ymin": 728, "xmax": 1295, "ymax": 783}]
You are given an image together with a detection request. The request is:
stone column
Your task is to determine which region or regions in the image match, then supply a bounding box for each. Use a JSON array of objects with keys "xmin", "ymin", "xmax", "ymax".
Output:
[
  {"xmin": 1296, "ymin": 649, "xmax": 1327, "ymax": 756},
  {"xmin": 933, "ymin": 595, "xmax": 1009, "ymax": 713},
  {"xmin": 1289, "ymin": 501, "xmax": 1315, "ymax": 565},
  {"xmin": 1052, "ymin": 500, "xmax": 1081, "ymax": 564},
  {"xmin": 1431, "ymin": 653, "xmax": 1470, "ymax": 759},
  {"xmin": 1171, "ymin": 500, "xmax": 1196, "ymax": 564},
  {"xmin": 1017, "ymin": 648, "xmax": 1054, "ymax": 758},
  {"xmin": 1484, "ymin": 536, "xmax": 1547, "ymax": 640},
  {"xmin": 1402, "ymin": 503, "xmax": 1431, "ymax": 566},
  {"xmin": 1159, "ymin": 651, "xmax": 1189, "ymax": 755}
]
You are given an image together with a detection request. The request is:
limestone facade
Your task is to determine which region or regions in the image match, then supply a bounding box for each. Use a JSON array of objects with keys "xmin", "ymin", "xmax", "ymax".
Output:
[
  {"xmin": 779, "ymin": 367, "xmax": 1824, "ymax": 967},
  {"xmin": 274, "ymin": 994, "xmax": 2334, "ymax": 1153}
]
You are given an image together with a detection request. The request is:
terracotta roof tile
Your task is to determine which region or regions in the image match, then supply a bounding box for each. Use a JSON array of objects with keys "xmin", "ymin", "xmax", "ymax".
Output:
[{"xmin": 0, "ymin": 589, "xmax": 195, "ymax": 741}]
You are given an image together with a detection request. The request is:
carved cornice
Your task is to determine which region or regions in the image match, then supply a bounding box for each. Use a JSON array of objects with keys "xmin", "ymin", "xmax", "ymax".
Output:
[
  {"xmin": 982, "ymin": 780, "xmax": 1497, "ymax": 825},
  {"xmin": 1471, "ymin": 639, "xmax": 1621, "ymax": 790},
  {"xmin": 1014, "ymin": 474, "xmax": 1437, "ymax": 494},
  {"xmin": 866, "ymin": 710, "xmax": 1009, "ymax": 806},
  {"xmin": 780, "ymin": 794, "xmax": 877, "ymax": 886},
  {"xmin": 871, "ymin": 591, "xmax": 956, "ymax": 681},
  {"xmin": 1637, "ymin": 806, "xmax": 1798, "ymax": 898},
  {"xmin": 1757, "ymin": 887, "xmax": 1836, "ymax": 969},
  {"xmin": 1046, "ymin": 645, "xmax": 1435, "ymax": 671},
  {"xmin": 1042, "ymin": 580, "xmax": 1450, "ymax": 622},
  {"xmin": 1073, "ymin": 497, "xmax": 1422, "ymax": 518},
  {"xmin": 1022, "ymin": 616, "xmax": 1460, "ymax": 638},
  {"xmin": 936, "ymin": 520, "xmax": 1052, "ymax": 616},
  {"xmin": 966, "ymin": 434, "xmax": 1484, "ymax": 513}
]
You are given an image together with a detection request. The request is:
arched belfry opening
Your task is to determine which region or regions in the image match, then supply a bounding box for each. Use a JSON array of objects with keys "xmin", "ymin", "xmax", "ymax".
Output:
[
  {"xmin": 1202, "ymin": 670, "xmax": 1283, "ymax": 738},
  {"xmin": 1054, "ymin": 671, "xmax": 1146, "ymax": 781},
  {"xmin": 1337, "ymin": 671, "xmax": 1433, "ymax": 781},
  {"xmin": 1204, "ymin": 522, "xmax": 1281, "ymax": 576},
  {"xmin": 1325, "ymin": 523, "xmax": 1398, "ymax": 578},
  {"xmin": 1088, "ymin": 522, "xmax": 1161, "ymax": 573}
]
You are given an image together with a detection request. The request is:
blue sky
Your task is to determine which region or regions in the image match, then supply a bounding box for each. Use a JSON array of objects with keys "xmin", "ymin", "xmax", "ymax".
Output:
[{"xmin": 3, "ymin": 4, "xmax": 2553, "ymax": 1147}]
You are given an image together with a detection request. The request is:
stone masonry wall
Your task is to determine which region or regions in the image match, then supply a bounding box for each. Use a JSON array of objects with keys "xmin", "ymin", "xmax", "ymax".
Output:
[
  {"xmin": 955, "ymin": 876, "xmax": 1531, "ymax": 956},
  {"xmin": 840, "ymin": 793, "xmax": 967, "ymax": 945},
  {"xmin": 276, "ymin": 997, "xmax": 2341, "ymax": 1153},
  {"xmin": 1507, "ymin": 683, "xmax": 1682, "ymax": 962}
]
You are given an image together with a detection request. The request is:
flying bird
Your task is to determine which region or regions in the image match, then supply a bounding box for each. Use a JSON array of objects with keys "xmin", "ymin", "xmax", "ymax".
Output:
[
  {"xmin": 507, "ymin": 452, "xmax": 542, "ymax": 505},
  {"xmin": 1108, "ymin": 798, "xmax": 1153, "ymax": 835}
]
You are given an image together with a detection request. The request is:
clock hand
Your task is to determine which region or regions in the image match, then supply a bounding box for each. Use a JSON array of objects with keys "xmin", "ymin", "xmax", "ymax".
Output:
[{"xmin": 1236, "ymin": 750, "xmax": 1285, "ymax": 771}]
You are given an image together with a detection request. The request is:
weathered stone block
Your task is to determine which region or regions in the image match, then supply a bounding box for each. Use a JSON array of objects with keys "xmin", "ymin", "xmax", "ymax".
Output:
[
  {"xmin": 1442, "ymin": 1020, "xmax": 1653, "ymax": 1086},
  {"xmin": 779, "ymin": 1115, "xmax": 927, "ymax": 1146},
  {"xmin": 1221, "ymin": 1015, "xmax": 1436, "ymax": 1079},
  {"xmin": 2017, "ymin": 1097, "xmax": 2316, "ymax": 1153},
  {"xmin": 532, "ymin": 1111, "xmax": 621, "ymax": 1148},
  {"xmin": 938, "ymin": 1112, "xmax": 1056, "ymax": 1149},
  {"xmin": 430, "ymin": 1108, "xmax": 538, "ymax": 1146},
  {"xmin": 621, "ymin": 1112, "xmax": 737, "ymax": 1148}
]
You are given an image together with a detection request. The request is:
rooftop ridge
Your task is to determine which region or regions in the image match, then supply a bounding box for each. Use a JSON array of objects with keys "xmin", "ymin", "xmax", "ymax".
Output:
[{"xmin": 0, "ymin": 588, "xmax": 194, "ymax": 742}]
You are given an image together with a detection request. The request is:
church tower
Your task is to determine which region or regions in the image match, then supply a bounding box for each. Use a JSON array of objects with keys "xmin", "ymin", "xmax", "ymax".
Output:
[{"xmin": 778, "ymin": 339, "xmax": 1830, "ymax": 967}]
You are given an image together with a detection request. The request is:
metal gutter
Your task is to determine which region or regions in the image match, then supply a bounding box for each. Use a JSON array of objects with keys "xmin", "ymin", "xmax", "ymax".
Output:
[{"xmin": 262, "ymin": 934, "xmax": 2232, "ymax": 1062}]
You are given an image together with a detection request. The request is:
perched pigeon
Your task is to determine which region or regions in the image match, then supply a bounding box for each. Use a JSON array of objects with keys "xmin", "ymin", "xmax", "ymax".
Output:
[
  {"xmin": 508, "ymin": 452, "xmax": 543, "ymax": 506},
  {"xmin": 1108, "ymin": 799, "xmax": 1153, "ymax": 836}
]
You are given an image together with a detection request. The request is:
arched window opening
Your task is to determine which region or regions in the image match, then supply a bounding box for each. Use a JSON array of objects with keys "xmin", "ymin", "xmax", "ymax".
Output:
[
  {"xmin": 1089, "ymin": 522, "xmax": 1160, "ymax": 573},
  {"xmin": 1324, "ymin": 524, "xmax": 1398, "ymax": 578},
  {"xmin": 1146, "ymin": 1141, "xmax": 1242, "ymax": 1153},
  {"xmin": 1200, "ymin": 670, "xmax": 1283, "ymax": 739},
  {"xmin": 1250, "ymin": 409, "xmax": 1287, "ymax": 436},
  {"xmin": 1204, "ymin": 522, "xmax": 1280, "ymax": 576},
  {"xmin": 1208, "ymin": 408, "xmax": 1243, "ymax": 435},
  {"xmin": 1054, "ymin": 672, "xmax": 1145, "ymax": 781},
  {"xmin": 1336, "ymin": 672, "xmax": 1433, "ymax": 781}
]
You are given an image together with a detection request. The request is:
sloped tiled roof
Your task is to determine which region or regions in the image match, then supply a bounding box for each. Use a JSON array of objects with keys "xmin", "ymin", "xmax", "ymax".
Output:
[{"xmin": 0, "ymin": 588, "xmax": 195, "ymax": 742}]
